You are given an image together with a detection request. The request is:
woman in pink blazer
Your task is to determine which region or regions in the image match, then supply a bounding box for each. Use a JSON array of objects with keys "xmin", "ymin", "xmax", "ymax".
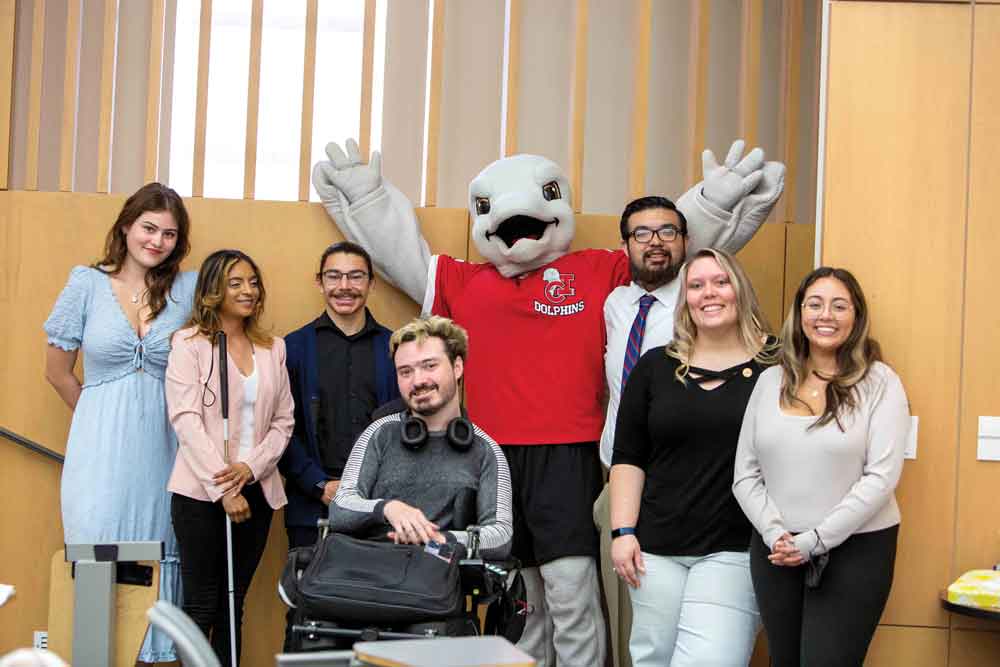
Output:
[{"xmin": 166, "ymin": 249, "xmax": 293, "ymax": 666}]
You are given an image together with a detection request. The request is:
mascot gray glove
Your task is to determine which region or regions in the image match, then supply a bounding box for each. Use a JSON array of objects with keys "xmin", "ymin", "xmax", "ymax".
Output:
[
  {"xmin": 678, "ymin": 139, "xmax": 785, "ymax": 256},
  {"xmin": 701, "ymin": 140, "xmax": 765, "ymax": 212},
  {"xmin": 311, "ymin": 138, "xmax": 431, "ymax": 303},
  {"xmin": 312, "ymin": 138, "xmax": 382, "ymax": 208},
  {"xmin": 721, "ymin": 158, "xmax": 785, "ymax": 252}
]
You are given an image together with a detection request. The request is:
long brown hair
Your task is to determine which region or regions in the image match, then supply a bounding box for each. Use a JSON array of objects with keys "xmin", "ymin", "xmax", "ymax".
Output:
[
  {"xmin": 667, "ymin": 248, "xmax": 778, "ymax": 383},
  {"xmin": 186, "ymin": 250, "xmax": 273, "ymax": 347},
  {"xmin": 94, "ymin": 182, "xmax": 192, "ymax": 320},
  {"xmin": 779, "ymin": 266, "xmax": 882, "ymax": 430}
]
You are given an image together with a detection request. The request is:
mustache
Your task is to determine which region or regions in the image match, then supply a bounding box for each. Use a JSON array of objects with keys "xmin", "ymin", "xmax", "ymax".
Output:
[
  {"xmin": 327, "ymin": 288, "xmax": 363, "ymax": 298},
  {"xmin": 643, "ymin": 248, "xmax": 672, "ymax": 262},
  {"xmin": 409, "ymin": 383, "xmax": 437, "ymax": 398}
]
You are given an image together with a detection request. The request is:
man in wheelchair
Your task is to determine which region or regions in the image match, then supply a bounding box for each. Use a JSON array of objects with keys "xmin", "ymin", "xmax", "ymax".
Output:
[{"xmin": 281, "ymin": 316, "xmax": 520, "ymax": 650}]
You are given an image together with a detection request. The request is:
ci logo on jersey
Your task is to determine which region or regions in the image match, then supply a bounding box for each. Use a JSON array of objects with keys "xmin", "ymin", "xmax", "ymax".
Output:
[{"xmin": 542, "ymin": 268, "xmax": 576, "ymax": 304}]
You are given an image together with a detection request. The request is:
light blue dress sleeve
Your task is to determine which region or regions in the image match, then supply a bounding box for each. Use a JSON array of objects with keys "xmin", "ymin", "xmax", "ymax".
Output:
[
  {"xmin": 172, "ymin": 269, "xmax": 197, "ymax": 302},
  {"xmin": 44, "ymin": 266, "xmax": 92, "ymax": 351},
  {"xmin": 171, "ymin": 270, "xmax": 197, "ymax": 329}
]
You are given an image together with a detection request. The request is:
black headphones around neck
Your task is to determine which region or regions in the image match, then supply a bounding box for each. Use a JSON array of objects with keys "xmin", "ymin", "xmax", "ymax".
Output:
[{"xmin": 400, "ymin": 411, "xmax": 475, "ymax": 452}]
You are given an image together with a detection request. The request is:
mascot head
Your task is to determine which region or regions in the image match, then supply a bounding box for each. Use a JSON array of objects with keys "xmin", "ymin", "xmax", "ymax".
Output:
[{"xmin": 468, "ymin": 154, "xmax": 575, "ymax": 277}]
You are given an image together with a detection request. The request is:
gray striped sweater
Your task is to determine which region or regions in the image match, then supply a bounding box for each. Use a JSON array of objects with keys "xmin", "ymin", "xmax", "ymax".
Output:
[{"xmin": 330, "ymin": 413, "xmax": 513, "ymax": 560}]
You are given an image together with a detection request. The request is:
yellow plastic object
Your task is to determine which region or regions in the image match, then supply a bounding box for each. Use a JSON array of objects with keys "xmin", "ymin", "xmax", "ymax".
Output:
[{"xmin": 947, "ymin": 569, "xmax": 1000, "ymax": 610}]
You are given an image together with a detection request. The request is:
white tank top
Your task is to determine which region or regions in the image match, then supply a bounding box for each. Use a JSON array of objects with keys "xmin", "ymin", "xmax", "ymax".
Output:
[{"xmin": 238, "ymin": 357, "xmax": 257, "ymax": 460}]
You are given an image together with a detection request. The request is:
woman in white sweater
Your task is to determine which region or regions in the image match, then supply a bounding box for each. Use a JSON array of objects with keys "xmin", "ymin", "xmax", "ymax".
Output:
[{"xmin": 733, "ymin": 267, "xmax": 910, "ymax": 666}]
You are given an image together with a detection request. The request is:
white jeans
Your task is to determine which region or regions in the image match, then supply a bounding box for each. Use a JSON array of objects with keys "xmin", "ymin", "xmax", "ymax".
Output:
[{"xmin": 627, "ymin": 551, "xmax": 759, "ymax": 667}]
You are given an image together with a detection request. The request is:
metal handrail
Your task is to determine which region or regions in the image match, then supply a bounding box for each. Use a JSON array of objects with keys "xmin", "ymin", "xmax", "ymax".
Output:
[{"xmin": 0, "ymin": 426, "xmax": 64, "ymax": 463}]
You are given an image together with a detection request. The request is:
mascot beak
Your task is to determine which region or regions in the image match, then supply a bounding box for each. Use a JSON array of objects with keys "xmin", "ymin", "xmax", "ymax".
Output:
[{"xmin": 481, "ymin": 192, "xmax": 559, "ymax": 250}]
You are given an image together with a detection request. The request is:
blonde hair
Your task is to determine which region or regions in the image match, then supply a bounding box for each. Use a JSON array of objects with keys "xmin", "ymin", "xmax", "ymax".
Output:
[
  {"xmin": 779, "ymin": 266, "xmax": 882, "ymax": 430},
  {"xmin": 666, "ymin": 248, "xmax": 778, "ymax": 383},
  {"xmin": 186, "ymin": 250, "xmax": 273, "ymax": 347},
  {"xmin": 390, "ymin": 315, "xmax": 469, "ymax": 365}
]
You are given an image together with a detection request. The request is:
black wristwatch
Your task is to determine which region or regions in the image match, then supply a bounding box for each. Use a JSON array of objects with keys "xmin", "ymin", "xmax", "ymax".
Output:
[{"xmin": 610, "ymin": 527, "xmax": 636, "ymax": 540}]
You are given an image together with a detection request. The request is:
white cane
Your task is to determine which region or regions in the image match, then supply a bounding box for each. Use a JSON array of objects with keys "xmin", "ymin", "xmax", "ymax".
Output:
[{"xmin": 217, "ymin": 332, "xmax": 238, "ymax": 667}]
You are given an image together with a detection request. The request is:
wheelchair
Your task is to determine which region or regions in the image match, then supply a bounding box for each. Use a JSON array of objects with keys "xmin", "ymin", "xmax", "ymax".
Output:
[{"xmin": 280, "ymin": 520, "xmax": 528, "ymax": 653}]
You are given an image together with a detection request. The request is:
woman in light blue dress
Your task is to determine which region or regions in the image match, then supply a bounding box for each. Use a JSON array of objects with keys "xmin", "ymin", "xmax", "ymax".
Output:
[{"xmin": 44, "ymin": 183, "xmax": 195, "ymax": 663}]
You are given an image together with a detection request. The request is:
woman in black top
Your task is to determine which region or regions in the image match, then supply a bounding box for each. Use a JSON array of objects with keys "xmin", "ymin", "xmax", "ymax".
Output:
[{"xmin": 610, "ymin": 248, "xmax": 777, "ymax": 667}]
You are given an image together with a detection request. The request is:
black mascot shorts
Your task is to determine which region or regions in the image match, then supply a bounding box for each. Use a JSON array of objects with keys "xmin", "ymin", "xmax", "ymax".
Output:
[{"xmin": 500, "ymin": 442, "xmax": 603, "ymax": 567}]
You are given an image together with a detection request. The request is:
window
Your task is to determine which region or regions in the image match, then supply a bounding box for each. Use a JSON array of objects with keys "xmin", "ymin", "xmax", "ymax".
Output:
[{"xmin": 168, "ymin": 0, "xmax": 381, "ymax": 201}]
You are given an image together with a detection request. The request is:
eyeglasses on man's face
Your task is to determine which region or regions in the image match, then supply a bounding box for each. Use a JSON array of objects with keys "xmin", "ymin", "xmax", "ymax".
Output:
[
  {"xmin": 628, "ymin": 225, "xmax": 683, "ymax": 244},
  {"xmin": 320, "ymin": 270, "xmax": 369, "ymax": 285}
]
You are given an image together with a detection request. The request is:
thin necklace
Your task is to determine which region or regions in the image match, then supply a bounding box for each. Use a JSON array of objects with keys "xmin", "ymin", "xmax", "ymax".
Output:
[
  {"xmin": 807, "ymin": 368, "xmax": 832, "ymax": 398},
  {"xmin": 116, "ymin": 270, "xmax": 146, "ymax": 304}
]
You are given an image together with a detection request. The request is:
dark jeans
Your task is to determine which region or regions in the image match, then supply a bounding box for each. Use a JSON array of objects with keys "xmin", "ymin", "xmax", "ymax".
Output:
[
  {"xmin": 749, "ymin": 525, "xmax": 898, "ymax": 667},
  {"xmin": 283, "ymin": 525, "xmax": 320, "ymax": 652},
  {"xmin": 171, "ymin": 484, "xmax": 273, "ymax": 667}
]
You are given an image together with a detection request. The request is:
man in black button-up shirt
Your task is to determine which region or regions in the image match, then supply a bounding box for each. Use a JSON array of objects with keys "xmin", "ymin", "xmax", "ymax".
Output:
[
  {"xmin": 314, "ymin": 309, "xmax": 379, "ymax": 480},
  {"xmin": 280, "ymin": 241, "xmax": 400, "ymax": 547},
  {"xmin": 279, "ymin": 242, "xmax": 400, "ymax": 649}
]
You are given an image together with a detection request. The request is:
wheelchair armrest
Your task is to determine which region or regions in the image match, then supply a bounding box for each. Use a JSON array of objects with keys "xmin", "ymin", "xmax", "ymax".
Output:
[{"xmin": 316, "ymin": 518, "xmax": 330, "ymax": 541}]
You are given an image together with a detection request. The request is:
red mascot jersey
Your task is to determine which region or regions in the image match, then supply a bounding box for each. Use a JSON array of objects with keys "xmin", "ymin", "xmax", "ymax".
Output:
[{"xmin": 426, "ymin": 248, "xmax": 630, "ymax": 445}]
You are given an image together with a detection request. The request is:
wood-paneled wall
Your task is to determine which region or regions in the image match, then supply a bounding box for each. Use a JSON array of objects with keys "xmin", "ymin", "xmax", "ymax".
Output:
[
  {"xmin": 955, "ymin": 3, "xmax": 1000, "ymax": 612},
  {"xmin": 0, "ymin": 189, "xmax": 811, "ymax": 660},
  {"xmin": 821, "ymin": 2, "xmax": 1000, "ymax": 664},
  {"xmin": 824, "ymin": 0, "xmax": 968, "ymax": 630}
]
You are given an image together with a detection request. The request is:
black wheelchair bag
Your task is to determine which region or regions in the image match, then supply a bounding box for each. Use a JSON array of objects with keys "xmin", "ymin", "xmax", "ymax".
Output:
[{"xmin": 291, "ymin": 533, "xmax": 464, "ymax": 624}]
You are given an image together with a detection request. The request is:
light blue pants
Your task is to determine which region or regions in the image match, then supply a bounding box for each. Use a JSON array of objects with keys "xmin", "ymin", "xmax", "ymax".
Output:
[{"xmin": 627, "ymin": 550, "xmax": 759, "ymax": 667}]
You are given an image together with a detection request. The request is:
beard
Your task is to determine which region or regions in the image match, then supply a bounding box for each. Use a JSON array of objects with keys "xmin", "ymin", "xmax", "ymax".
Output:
[
  {"xmin": 406, "ymin": 379, "xmax": 458, "ymax": 418},
  {"xmin": 630, "ymin": 249, "xmax": 682, "ymax": 289}
]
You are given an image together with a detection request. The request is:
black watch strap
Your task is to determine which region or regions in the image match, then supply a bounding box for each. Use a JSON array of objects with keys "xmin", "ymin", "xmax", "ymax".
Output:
[{"xmin": 610, "ymin": 527, "xmax": 636, "ymax": 540}]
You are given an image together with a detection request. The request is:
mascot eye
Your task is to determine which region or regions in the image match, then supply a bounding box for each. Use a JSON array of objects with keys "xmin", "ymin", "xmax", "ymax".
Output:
[
  {"xmin": 542, "ymin": 181, "xmax": 562, "ymax": 201},
  {"xmin": 475, "ymin": 197, "xmax": 491, "ymax": 215}
]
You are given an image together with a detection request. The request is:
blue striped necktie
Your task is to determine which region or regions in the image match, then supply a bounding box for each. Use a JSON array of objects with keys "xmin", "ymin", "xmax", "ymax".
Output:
[{"xmin": 621, "ymin": 294, "xmax": 657, "ymax": 393}]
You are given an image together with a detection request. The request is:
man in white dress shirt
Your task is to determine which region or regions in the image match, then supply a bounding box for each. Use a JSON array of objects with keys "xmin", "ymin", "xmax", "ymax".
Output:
[{"xmin": 595, "ymin": 196, "xmax": 689, "ymax": 667}]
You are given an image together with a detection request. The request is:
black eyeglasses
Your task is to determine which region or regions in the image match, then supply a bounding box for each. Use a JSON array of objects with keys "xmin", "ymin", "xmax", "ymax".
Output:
[
  {"xmin": 628, "ymin": 225, "xmax": 683, "ymax": 244},
  {"xmin": 319, "ymin": 270, "xmax": 369, "ymax": 285}
]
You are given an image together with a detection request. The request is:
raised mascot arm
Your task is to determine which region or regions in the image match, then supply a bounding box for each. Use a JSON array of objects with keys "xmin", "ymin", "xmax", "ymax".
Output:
[
  {"xmin": 676, "ymin": 140, "xmax": 785, "ymax": 257},
  {"xmin": 312, "ymin": 138, "xmax": 431, "ymax": 303}
]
